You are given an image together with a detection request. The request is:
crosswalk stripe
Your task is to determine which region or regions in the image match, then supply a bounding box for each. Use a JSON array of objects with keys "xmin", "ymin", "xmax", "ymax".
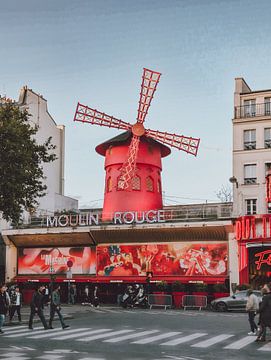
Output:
[
  {"xmin": 224, "ymin": 336, "xmax": 257, "ymax": 349},
  {"xmin": 78, "ymin": 329, "xmax": 134, "ymax": 342},
  {"xmin": 132, "ymin": 332, "xmax": 181, "ymax": 344},
  {"xmin": 3, "ymin": 327, "xmax": 36, "ymax": 335},
  {"xmin": 104, "ymin": 330, "xmax": 160, "ymax": 343},
  {"xmin": 192, "ymin": 334, "xmax": 234, "ymax": 348},
  {"xmin": 52, "ymin": 328, "xmax": 111, "ymax": 340},
  {"xmin": 161, "ymin": 332, "xmax": 207, "ymax": 346},
  {"xmin": 258, "ymin": 342, "xmax": 271, "ymax": 352},
  {"xmin": 4, "ymin": 327, "xmax": 44, "ymax": 337},
  {"xmin": 28, "ymin": 328, "xmax": 80, "ymax": 339}
]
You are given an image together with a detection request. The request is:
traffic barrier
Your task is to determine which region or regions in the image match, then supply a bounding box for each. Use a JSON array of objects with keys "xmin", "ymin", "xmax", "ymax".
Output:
[
  {"xmin": 182, "ymin": 295, "xmax": 207, "ymax": 310},
  {"xmin": 148, "ymin": 294, "xmax": 172, "ymax": 310}
]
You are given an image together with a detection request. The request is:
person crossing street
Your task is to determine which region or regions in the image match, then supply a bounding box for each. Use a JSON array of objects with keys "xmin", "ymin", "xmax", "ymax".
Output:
[
  {"xmin": 28, "ymin": 285, "xmax": 49, "ymax": 330},
  {"xmin": 49, "ymin": 285, "xmax": 70, "ymax": 330}
]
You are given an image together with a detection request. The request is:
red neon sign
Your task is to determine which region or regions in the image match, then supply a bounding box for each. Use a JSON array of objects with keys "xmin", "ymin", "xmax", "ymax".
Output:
[
  {"xmin": 254, "ymin": 249, "xmax": 271, "ymax": 270},
  {"xmin": 235, "ymin": 215, "xmax": 271, "ymax": 241}
]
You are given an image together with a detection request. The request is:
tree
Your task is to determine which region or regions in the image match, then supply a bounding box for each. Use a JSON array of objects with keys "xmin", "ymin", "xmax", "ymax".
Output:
[
  {"xmin": 216, "ymin": 184, "xmax": 233, "ymax": 203},
  {"xmin": 0, "ymin": 103, "xmax": 57, "ymax": 223}
]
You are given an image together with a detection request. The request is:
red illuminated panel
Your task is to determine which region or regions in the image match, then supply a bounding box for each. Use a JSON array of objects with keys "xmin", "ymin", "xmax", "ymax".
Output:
[
  {"xmin": 97, "ymin": 243, "xmax": 228, "ymax": 277},
  {"xmin": 17, "ymin": 247, "xmax": 96, "ymax": 275}
]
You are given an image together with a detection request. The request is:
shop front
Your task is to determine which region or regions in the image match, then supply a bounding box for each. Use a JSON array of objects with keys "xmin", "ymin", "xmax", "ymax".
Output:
[
  {"xmin": 235, "ymin": 214, "xmax": 271, "ymax": 287},
  {"xmin": 2, "ymin": 216, "xmax": 233, "ymax": 303}
]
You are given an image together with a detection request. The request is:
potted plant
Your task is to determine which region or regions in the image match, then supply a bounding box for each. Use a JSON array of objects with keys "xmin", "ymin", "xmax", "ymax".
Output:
[
  {"xmin": 172, "ymin": 281, "xmax": 187, "ymax": 308},
  {"xmin": 192, "ymin": 283, "xmax": 208, "ymax": 296},
  {"xmin": 213, "ymin": 283, "xmax": 230, "ymax": 299},
  {"xmin": 153, "ymin": 281, "xmax": 168, "ymax": 305}
]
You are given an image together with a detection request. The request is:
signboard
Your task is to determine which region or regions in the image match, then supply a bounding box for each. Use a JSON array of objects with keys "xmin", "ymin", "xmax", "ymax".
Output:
[
  {"xmin": 249, "ymin": 246, "xmax": 271, "ymax": 277},
  {"xmin": 97, "ymin": 242, "xmax": 228, "ymax": 277},
  {"xmin": 18, "ymin": 246, "xmax": 96, "ymax": 275},
  {"xmin": 235, "ymin": 215, "xmax": 271, "ymax": 241}
]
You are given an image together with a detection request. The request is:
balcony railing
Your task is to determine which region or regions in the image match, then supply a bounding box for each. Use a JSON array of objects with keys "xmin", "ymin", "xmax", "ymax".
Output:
[
  {"xmin": 10, "ymin": 203, "xmax": 233, "ymax": 229},
  {"xmin": 235, "ymin": 103, "xmax": 271, "ymax": 119}
]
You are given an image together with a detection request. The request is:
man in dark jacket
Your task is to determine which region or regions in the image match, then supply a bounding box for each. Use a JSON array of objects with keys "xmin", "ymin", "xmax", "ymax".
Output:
[
  {"xmin": 255, "ymin": 283, "xmax": 271, "ymax": 342},
  {"xmin": 9, "ymin": 286, "xmax": 22, "ymax": 323},
  {"xmin": 28, "ymin": 285, "xmax": 49, "ymax": 330},
  {"xmin": 49, "ymin": 285, "xmax": 69, "ymax": 329},
  {"xmin": 0, "ymin": 284, "xmax": 9, "ymax": 334}
]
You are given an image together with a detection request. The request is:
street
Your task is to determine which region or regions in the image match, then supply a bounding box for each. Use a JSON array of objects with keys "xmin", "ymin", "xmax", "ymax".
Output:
[{"xmin": 1, "ymin": 305, "xmax": 270, "ymax": 360}]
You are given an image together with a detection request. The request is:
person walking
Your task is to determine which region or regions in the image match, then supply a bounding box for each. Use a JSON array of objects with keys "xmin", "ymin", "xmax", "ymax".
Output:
[
  {"xmin": 92, "ymin": 285, "xmax": 100, "ymax": 308},
  {"xmin": 255, "ymin": 283, "xmax": 271, "ymax": 342},
  {"xmin": 9, "ymin": 286, "xmax": 22, "ymax": 323},
  {"xmin": 28, "ymin": 285, "xmax": 49, "ymax": 330},
  {"xmin": 49, "ymin": 285, "xmax": 69, "ymax": 330},
  {"xmin": 69, "ymin": 284, "xmax": 77, "ymax": 305},
  {"xmin": 0, "ymin": 284, "xmax": 9, "ymax": 334},
  {"xmin": 246, "ymin": 288, "xmax": 259, "ymax": 335}
]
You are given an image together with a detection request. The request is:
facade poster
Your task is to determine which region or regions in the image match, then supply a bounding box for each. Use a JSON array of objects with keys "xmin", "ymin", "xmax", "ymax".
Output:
[
  {"xmin": 18, "ymin": 247, "xmax": 96, "ymax": 275},
  {"xmin": 97, "ymin": 242, "xmax": 228, "ymax": 277}
]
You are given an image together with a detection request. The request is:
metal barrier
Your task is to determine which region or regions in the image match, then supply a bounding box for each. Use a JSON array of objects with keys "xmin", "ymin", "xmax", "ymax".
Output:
[
  {"xmin": 182, "ymin": 295, "xmax": 207, "ymax": 311},
  {"xmin": 148, "ymin": 294, "xmax": 172, "ymax": 310}
]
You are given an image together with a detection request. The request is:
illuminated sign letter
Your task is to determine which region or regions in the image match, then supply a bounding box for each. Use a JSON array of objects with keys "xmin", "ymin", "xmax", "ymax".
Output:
[
  {"xmin": 58, "ymin": 215, "xmax": 69, "ymax": 227},
  {"xmin": 46, "ymin": 216, "xmax": 58, "ymax": 227}
]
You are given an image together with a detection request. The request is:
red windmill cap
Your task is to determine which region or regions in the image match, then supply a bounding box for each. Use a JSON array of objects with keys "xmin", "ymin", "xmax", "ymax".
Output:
[{"xmin": 95, "ymin": 131, "xmax": 171, "ymax": 157}]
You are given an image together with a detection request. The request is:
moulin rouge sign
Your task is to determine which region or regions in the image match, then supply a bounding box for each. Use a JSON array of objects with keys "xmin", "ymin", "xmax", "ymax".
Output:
[
  {"xmin": 235, "ymin": 214, "xmax": 271, "ymax": 241},
  {"xmin": 46, "ymin": 210, "xmax": 166, "ymax": 228}
]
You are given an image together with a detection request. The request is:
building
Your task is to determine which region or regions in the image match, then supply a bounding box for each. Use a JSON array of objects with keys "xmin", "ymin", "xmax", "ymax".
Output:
[
  {"xmin": 232, "ymin": 78, "xmax": 271, "ymax": 286},
  {"xmin": 0, "ymin": 87, "xmax": 78, "ymax": 283}
]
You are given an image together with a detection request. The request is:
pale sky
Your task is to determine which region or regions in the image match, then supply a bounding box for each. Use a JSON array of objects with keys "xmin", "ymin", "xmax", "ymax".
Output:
[{"xmin": 1, "ymin": 0, "xmax": 271, "ymax": 208}]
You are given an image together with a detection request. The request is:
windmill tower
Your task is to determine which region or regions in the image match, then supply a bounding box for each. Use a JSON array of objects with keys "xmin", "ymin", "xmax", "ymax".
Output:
[{"xmin": 74, "ymin": 68, "xmax": 200, "ymax": 220}]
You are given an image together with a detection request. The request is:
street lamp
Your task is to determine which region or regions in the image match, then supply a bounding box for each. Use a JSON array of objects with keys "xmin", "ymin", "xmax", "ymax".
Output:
[{"xmin": 229, "ymin": 176, "xmax": 238, "ymax": 188}]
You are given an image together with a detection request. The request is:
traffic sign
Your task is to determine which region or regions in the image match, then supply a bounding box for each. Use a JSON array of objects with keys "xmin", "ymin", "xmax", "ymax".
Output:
[{"xmin": 67, "ymin": 260, "xmax": 73, "ymax": 268}]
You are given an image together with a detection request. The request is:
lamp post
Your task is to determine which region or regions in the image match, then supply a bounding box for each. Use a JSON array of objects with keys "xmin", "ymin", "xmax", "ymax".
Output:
[
  {"xmin": 66, "ymin": 260, "xmax": 73, "ymax": 304},
  {"xmin": 49, "ymin": 261, "xmax": 55, "ymax": 299}
]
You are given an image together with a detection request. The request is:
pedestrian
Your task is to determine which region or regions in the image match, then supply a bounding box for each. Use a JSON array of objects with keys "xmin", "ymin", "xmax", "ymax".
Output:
[
  {"xmin": 0, "ymin": 284, "xmax": 9, "ymax": 334},
  {"xmin": 82, "ymin": 285, "xmax": 91, "ymax": 306},
  {"xmin": 49, "ymin": 285, "xmax": 69, "ymax": 330},
  {"xmin": 28, "ymin": 285, "xmax": 49, "ymax": 330},
  {"xmin": 69, "ymin": 284, "xmax": 77, "ymax": 305},
  {"xmin": 44, "ymin": 285, "xmax": 50, "ymax": 304},
  {"xmin": 246, "ymin": 288, "xmax": 259, "ymax": 335},
  {"xmin": 9, "ymin": 286, "xmax": 22, "ymax": 323},
  {"xmin": 92, "ymin": 285, "xmax": 100, "ymax": 308},
  {"xmin": 255, "ymin": 283, "xmax": 271, "ymax": 342}
]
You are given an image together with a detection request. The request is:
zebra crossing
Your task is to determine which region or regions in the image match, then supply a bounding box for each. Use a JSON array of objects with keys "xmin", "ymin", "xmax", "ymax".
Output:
[{"xmin": 1, "ymin": 325, "xmax": 271, "ymax": 352}]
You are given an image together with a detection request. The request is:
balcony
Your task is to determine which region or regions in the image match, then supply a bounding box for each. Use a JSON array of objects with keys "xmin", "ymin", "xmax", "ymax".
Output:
[{"xmin": 235, "ymin": 103, "xmax": 271, "ymax": 119}]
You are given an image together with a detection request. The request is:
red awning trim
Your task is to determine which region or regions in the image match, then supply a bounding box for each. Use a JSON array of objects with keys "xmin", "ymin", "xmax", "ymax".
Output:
[{"xmin": 14, "ymin": 275, "xmax": 227, "ymax": 285}]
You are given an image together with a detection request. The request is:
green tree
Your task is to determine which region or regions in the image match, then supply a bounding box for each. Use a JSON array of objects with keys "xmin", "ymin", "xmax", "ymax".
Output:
[{"xmin": 0, "ymin": 103, "xmax": 57, "ymax": 223}]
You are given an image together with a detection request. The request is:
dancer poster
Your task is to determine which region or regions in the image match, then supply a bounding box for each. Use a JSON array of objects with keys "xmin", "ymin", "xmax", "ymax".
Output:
[
  {"xmin": 18, "ymin": 246, "xmax": 96, "ymax": 275},
  {"xmin": 97, "ymin": 242, "xmax": 228, "ymax": 277}
]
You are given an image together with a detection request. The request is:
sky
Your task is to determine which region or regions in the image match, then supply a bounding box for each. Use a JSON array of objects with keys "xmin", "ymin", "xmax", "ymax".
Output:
[{"xmin": 1, "ymin": 0, "xmax": 271, "ymax": 209}]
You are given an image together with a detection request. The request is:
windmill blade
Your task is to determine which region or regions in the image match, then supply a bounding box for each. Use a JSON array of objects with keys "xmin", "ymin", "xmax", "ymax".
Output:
[
  {"xmin": 136, "ymin": 68, "xmax": 161, "ymax": 124},
  {"xmin": 74, "ymin": 102, "xmax": 132, "ymax": 131},
  {"xmin": 118, "ymin": 135, "xmax": 140, "ymax": 190},
  {"xmin": 145, "ymin": 128, "xmax": 200, "ymax": 156}
]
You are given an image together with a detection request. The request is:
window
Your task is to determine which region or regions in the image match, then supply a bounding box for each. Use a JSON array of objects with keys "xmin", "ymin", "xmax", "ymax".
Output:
[
  {"xmin": 265, "ymin": 98, "xmax": 271, "ymax": 116},
  {"xmin": 132, "ymin": 175, "xmax": 141, "ymax": 190},
  {"xmin": 264, "ymin": 128, "xmax": 271, "ymax": 148},
  {"xmin": 244, "ymin": 99, "xmax": 256, "ymax": 117},
  {"xmin": 157, "ymin": 179, "xmax": 161, "ymax": 193},
  {"xmin": 245, "ymin": 199, "xmax": 257, "ymax": 215},
  {"xmin": 146, "ymin": 176, "xmax": 154, "ymax": 192},
  {"xmin": 107, "ymin": 177, "xmax": 112, "ymax": 192},
  {"xmin": 243, "ymin": 129, "xmax": 256, "ymax": 150},
  {"xmin": 244, "ymin": 164, "xmax": 256, "ymax": 184}
]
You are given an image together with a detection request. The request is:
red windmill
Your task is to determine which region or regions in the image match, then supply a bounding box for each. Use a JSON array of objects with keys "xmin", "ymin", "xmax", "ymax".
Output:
[{"xmin": 74, "ymin": 68, "xmax": 200, "ymax": 220}]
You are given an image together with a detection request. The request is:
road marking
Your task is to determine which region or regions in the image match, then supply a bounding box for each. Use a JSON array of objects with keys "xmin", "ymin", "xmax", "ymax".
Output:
[
  {"xmin": 161, "ymin": 333, "xmax": 207, "ymax": 346},
  {"xmin": 0, "ymin": 353, "xmax": 30, "ymax": 360},
  {"xmin": 4, "ymin": 327, "xmax": 44, "ymax": 337},
  {"xmin": 104, "ymin": 330, "xmax": 160, "ymax": 343},
  {"xmin": 3, "ymin": 327, "xmax": 42, "ymax": 334},
  {"xmin": 3, "ymin": 326, "xmax": 27, "ymax": 331},
  {"xmin": 78, "ymin": 329, "xmax": 134, "ymax": 342},
  {"xmin": 27, "ymin": 328, "xmax": 73, "ymax": 339},
  {"xmin": 132, "ymin": 332, "xmax": 181, "ymax": 344},
  {"xmin": 52, "ymin": 328, "xmax": 112, "ymax": 340},
  {"xmin": 258, "ymin": 342, "xmax": 271, "ymax": 352},
  {"xmin": 192, "ymin": 334, "xmax": 234, "ymax": 348},
  {"xmin": 36, "ymin": 356, "xmax": 63, "ymax": 360},
  {"xmin": 224, "ymin": 335, "xmax": 257, "ymax": 349}
]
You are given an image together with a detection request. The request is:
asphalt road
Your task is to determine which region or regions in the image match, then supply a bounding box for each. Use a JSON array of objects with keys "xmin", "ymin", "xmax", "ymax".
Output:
[{"xmin": 1, "ymin": 305, "xmax": 271, "ymax": 360}]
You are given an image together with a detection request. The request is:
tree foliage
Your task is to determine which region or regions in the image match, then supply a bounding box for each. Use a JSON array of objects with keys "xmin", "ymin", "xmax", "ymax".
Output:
[{"xmin": 0, "ymin": 103, "xmax": 57, "ymax": 223}]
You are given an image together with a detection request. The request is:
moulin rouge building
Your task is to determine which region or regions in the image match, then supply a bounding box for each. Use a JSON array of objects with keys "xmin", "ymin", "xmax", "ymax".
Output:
[{"xmin": 2, "ymin": 69, "xmax": 235, "ymax": 294}]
